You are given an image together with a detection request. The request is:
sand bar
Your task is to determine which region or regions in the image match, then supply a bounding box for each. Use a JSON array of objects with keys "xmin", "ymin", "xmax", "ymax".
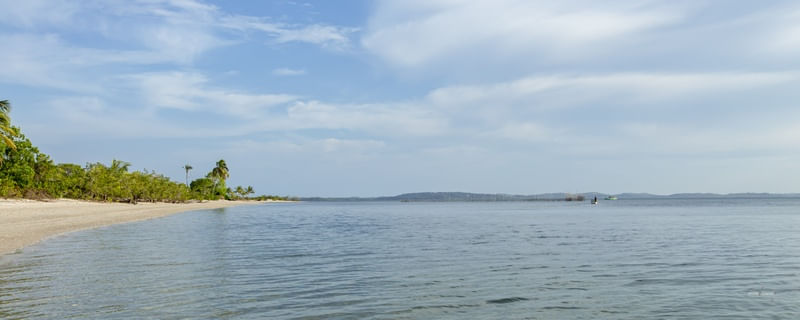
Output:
[{"xmin": 0, "ymin": 199, "xmax": 265, "ymax": 256}]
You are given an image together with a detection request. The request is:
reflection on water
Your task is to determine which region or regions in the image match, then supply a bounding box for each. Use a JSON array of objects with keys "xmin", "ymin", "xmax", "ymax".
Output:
[{"xmin": 2, "ymin": 200, "xmax": 800, "ymax": 319}]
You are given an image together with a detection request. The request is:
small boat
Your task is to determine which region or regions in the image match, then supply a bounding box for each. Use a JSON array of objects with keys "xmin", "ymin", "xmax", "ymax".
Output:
[
  {"xmin": 592, "ymin": 196, "xmax": 598, "ymax": 205},
  {"xmin": 604, "ymin": 196, "xmax": 618, "ymax": 200}
]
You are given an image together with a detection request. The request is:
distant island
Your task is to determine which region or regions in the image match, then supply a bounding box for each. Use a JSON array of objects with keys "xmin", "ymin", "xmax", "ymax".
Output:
[{"xmin": 301, "ymin": 192, "xmax": 800, "ymax": 202}]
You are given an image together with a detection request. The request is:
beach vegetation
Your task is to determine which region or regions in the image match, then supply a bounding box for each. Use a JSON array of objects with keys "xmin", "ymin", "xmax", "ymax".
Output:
[
  {"xmin": 246, "ymin": 186, "xmax": 254, "ymax": 197},
  {"xmin": 235, "ymin": 186, "xmax": 245, "ymax": 198},
  {"xmin": 183, "ymin": 164, "xmax": 193, "ymax": 186},
  {"xmin": 229, "ymin": 185, "xmax": 257, "ymax": 200},
  {"xmin": 208, "ymin": 159, "xmax": 230, "ymax": 198},
  {"xmin": 0, "ymin": 99, "xmax": 293, "ymax": 203},
  {"xmin": 253, "ymin": 194, "xmax": 297, "ymax": 201},
  {"xmin": 187, "ymin": 159, "xmax": 232, "ymax": 200},
  {"xmin": 189, "ymin": 177, "xmax": 216, "ymax": 199},
  {"xmin": 210, "ymin": 159, "xmax": 230, "ymax": 182},
  {"xmin": 0, "ymin": 100, "xmax": 18, "ymax": 151},
  {"xmin": 0, "ymin": 132, "xmax": 41, "ymax": 196}
]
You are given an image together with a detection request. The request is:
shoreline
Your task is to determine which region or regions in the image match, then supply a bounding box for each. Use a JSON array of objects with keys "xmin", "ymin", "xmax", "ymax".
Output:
[{"xmin": 0, "ymin": 199, "xmax": 283, "ymax": 257}]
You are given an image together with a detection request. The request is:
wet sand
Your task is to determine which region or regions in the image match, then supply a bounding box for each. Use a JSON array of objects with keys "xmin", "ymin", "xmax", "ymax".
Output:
[{"xmin": 0, "ymin": 199, "xmax": 268, "ymax": 256}]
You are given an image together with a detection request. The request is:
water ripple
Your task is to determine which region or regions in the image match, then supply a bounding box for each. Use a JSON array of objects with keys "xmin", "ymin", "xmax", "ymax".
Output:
[{"xmin": 2, "ymin": 200, "xmax": 800, "ymax": 319}]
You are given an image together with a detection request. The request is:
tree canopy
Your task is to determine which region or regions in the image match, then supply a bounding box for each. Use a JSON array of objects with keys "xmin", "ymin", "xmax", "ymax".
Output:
[
  {"xmin": 0, "ymin": 99, "xmax": 293, "ymax": 202},
  {"xmin": 0, "ymin": 100, "xmax": 18, "ymax": 150}
]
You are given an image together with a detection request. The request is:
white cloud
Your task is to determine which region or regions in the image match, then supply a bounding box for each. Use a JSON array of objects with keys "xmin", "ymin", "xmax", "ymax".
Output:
[
  {"xmin": 22, "ymin": 68, "xmax": 800, "ymax": 151},
  {"xmin": 0, "ymin": 0, "xmax": 355, "ymax": 68},
  {"xmin": 619, "ymin": 121, "xmax": 800, "ymax": 156},
  {"xmin": 132, "ymin": 1, "xmax": 356, "ymax": 57},
  {"xmin": 122, "ymin": 69, "xmax": 796, "ymax": 142},
  {"xmin": 130, "ymin": 72, "xmax": 297, "ymax": 117},
  {"xmin": 419, "ymin": 144, "xmax": 487, "ymax": 158},
  {"xmin": 362, "ymin": 0, "xmax": 683, "ymax": 67},
  {"xmin": 223, "ymin": 137, "xmax": 386, "ymax": 155},
  {"xmin": 217, "ymin": 13, "xmax": 357, "ymax": 49},
  {"xmin": 275, "ymin": 24, "xmax": 357, "ymax": 48},
  {"xmin": 31, "ymin": 93, "xmax": 293, "ymax": 140},
  {"xmin": 23, "ymin": 73, "xmax": 448, "ymax": 140},
  {"xmin": 285, "ymin": 100, "xmax": 448, "ymax": 137},
  {"xmin": 0, "ymin": 34, "xmax": 90, "ymax": 91},
  {"xmin": 272, "ymin": 68, "xmax": 307, "ymax": 76},
  {"xmin": 426, "ymin": 72, "xmax": 799, "ymax": 110},
  {"xmin": 768, "ymin": 25, "xmax": 800, "ymax": 54},
  {"xmin": 757, "ymin": 6, "xmax": 800, "ymax": 57},
  {"xmin": 0, "ymin": 33, "xmax": 165, "ymax": 92},
  {"xmin": 488, "ymin": 122, "xmax": 555, "ymax": 142},
  {"xmin": 318, "ymin": 138, "xmax": 386, "ymax": 153},
  {"xmin": 134, "ymin": 25, "xmax": 232, "ymax": 64},
  {"xmin": 0, "ymin": 0, "xmax": 79, "ymax": 27},
  {"xmin": 35, "ymin": 96, "xmax": 198, "ymax": 139}
]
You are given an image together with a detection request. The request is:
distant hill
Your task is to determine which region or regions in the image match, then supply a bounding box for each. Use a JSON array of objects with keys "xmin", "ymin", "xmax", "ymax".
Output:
[
  {"xmin": 300, "ymin": 192, "xmax": 800, "ymax": 202},
  {"xmin": 302, "ymin": 192, "xmax": 571, "ymax": 202},
  {"xmin": 380, "ymin": 192, "xmax": 555, "ymax": 201}
]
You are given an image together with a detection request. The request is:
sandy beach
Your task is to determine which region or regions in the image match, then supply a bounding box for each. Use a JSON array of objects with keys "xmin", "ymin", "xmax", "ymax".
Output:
[{"xmin": 0, "ymin": 199, "xmax": 265, "ymax": 256}]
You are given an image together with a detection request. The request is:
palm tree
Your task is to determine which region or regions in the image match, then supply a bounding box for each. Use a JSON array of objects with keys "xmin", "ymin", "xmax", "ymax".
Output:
[
  {"xmin": 210, "ymin": 159, "xmax": 229, "ymax": 182},
  {"xmin": 0, "ymin": 100, "xmax": 17, "ymax": 150},
  {"xmin": 183, "ymin": 164, "xmax": 193, "ymax": 186},
  {"xmin": 110, "ymin": 159, "xmax": 131, "ymax": 172},
  {"xmin": 235, "ymin": 186, "xmax": 245, "ymax": 199},
  {"xmin": 245, "ymin": 186, "xmax": 254, "ymax": 198},
  {"xmin": 206, "ymin": 159, "xmax": 230, "ymax": 199}
]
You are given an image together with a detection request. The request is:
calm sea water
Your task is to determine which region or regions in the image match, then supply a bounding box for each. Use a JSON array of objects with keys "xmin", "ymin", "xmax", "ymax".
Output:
[{"xmin": 2, "ymin": 199, "xmax": 800, "ymax": 319}]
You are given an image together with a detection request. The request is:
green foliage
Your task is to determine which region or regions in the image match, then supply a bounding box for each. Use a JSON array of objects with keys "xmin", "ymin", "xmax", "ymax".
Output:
[
  {"xmin": 209, "ymin": 159, "xmax": 229, "ymax": 182},
  {"xmin": 183, "ymin": 164, "xmax": 193, "ymax": 186},
  {"xmin": 190, "ymin": 159, "xmax": 233, "ymax": 200},
  {"xmin": 190, "ymin": 177, "xmax": 216, "ymax": 200},
  {"xmin": 0, "ymin": 100, "xmax": 17, "ymax": 150},
  {"xmin": 0, "ymin": 131, "xmax": 38, "ymax": 195},
  {"xmin": 235, "ymin": 186, "xmax": 245, "ymax": 198},
  {"xmin": 79, "ymin": 162, "xmax": 191, "ymax": 203},
  {"xmin": 0, "ymin": 132, "xmax": 195, "ymax": 202},
  {"xmin": 253, "ymin": 195, "xmax": 297, "ymax": 201},
  {"xmin": 33, "ymin": 153, "xmax": 62, "ymax": 197},
  {"xmin": 227, "ymin": 185, "xmax": 257, "ymax": 200},
  {"xmin": 1, "ymin": 99, "xmax": 277, "ymax": 203},
  {"xmin": 58, "ymin": 163, "xmax": 87, "ymax": 198}
]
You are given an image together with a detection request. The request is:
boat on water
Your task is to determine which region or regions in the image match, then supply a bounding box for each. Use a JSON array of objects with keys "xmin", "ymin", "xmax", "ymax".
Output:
[
  {"xmin": 605, "ymin": 196, "xmax": 618, "ymax": 200},
  {"xmin": 592, "ymin": 196, "xmax": 598, "ymax": 205}
]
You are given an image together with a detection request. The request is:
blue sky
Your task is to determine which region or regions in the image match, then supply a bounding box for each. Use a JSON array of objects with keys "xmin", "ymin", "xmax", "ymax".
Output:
[{"xmin": 2, "ymin": 0, "xmax": 800, "ymax": 197}]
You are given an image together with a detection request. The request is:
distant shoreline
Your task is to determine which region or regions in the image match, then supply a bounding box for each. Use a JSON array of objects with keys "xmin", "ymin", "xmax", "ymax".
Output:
[
  {"xmin": 300, "ymin": 192, "xmax": 800, "ymax": 202},
  {"xmin": 0, "ymin": 199, "xmax": 290, "ymax": 257}
]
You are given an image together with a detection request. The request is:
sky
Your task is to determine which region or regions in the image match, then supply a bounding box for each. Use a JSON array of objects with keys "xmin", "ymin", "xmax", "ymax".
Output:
[{"xmin": 2, "ymin": 0, "xmax": 800, "ymax": 197}]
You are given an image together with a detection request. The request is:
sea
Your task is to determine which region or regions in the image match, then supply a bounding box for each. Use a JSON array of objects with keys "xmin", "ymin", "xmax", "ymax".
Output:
[{"xmin": 2, "ymin": 199, "xmax": 800, "ymax": 319}]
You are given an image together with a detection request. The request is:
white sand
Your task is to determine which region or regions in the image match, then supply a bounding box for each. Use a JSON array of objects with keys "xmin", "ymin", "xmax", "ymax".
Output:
[{"xmin": 0, "ymin": 199, "xmax": 269, "ymax": 256}]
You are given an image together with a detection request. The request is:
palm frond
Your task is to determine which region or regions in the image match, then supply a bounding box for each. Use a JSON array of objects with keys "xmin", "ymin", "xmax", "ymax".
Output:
[
  {"xmin": 0, "ymin": 100, "xmax": 10, "ymax": 114},
  {"xmin": 0, "ymin": 132, "xmax": 16, "ymax": 150}
]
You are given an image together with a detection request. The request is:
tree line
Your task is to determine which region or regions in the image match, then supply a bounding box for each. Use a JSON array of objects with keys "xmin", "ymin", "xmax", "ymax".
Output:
[{"xmin": 0, "ymin": 100, "xmax": 293, "ymax": 202}]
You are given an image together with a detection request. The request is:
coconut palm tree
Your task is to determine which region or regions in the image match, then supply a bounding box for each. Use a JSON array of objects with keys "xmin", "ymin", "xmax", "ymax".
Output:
[
  {"xmin": 206, "ymin": 159, "xmax": 230, "ymax": 199},
  {"xmin": 225, "ymin": 187, "xmax": 233, "ymax": 199},
  {"xmin": 235, "ymin": 186, "xmax": 245, "ymax": 199},
  {"xmin": 0, "ymin": 100, "xmax": 17, "ymax": 150},
  {"xmin": 211, "ymin": 159, "xmax": 229, "ymax": 182},
  {"xmin": 110, "ymin": 159, "xmax": 131, "ymax": 172},
  {"xmin": 245, "ymin": 186, "xmax": 254, "ymax": 198},
  {"xmin": 183, "ymin": 164, "xmax": 193, "ymax": 186}
]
